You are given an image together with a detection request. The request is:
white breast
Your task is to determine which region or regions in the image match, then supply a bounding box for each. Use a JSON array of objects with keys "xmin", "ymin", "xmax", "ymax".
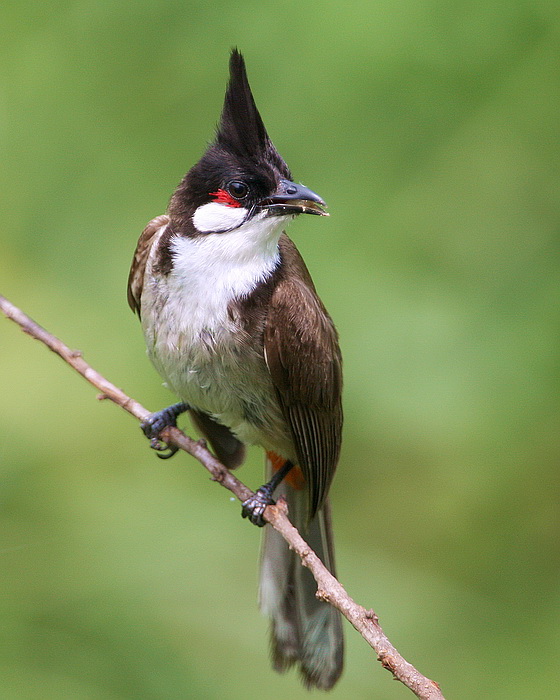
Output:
[
  {"xmin": 139, "ymin": 213, "xmax": 295, "ymax": 457},
  {"xmin": 167, "ymin": 211, "xmax": 286, "ymax": 338}
]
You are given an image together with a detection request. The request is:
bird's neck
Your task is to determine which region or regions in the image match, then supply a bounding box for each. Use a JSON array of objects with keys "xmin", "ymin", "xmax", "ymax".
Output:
[{"xmin": 168, "ymin": 212, "xmax": 291, "ymax": 301}]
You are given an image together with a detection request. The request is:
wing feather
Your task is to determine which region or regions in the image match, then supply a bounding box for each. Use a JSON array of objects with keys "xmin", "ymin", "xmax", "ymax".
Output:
[
  {"xmin": 127, "ymin": 214, "xmax": 170, "ymax": 315},
  {"xmin": 264, "ymin": 236, "xmax": 342, "ymax": 516}
]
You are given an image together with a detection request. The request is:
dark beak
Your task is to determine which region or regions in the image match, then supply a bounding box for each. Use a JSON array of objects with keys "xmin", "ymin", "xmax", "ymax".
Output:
[{"xmin": 261, "ymin": 179, "xmax": 328, "ymax": 217}]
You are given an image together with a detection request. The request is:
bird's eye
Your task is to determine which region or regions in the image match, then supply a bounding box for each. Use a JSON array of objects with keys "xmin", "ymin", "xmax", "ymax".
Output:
[{"xmin": 227, "ymin": 180, "xmax": 249, "ymax": 199}]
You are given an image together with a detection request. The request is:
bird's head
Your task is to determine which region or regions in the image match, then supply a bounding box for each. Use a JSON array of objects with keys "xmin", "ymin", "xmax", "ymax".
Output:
[{"xmin": 169, "ymin": 49, "xmax": 327, "ymax": 237}]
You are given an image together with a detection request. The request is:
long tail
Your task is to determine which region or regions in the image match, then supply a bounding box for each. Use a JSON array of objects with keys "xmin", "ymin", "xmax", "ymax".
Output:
[{"xmin": 259, "ymin": 455, "xmax": 344, "ymax": 690}]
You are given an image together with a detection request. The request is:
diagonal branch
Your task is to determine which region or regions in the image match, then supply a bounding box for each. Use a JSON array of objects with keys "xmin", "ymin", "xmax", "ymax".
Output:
[{"xmin": 0, "ymin": 293, "xmax": 445, "ymax": 700}]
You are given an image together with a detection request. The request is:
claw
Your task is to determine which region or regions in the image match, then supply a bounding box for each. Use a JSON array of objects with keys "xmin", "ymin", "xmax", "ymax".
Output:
[
  {"xmin": 147, "ymin": 437, "xmax": 180, "ymax": 459},
  {"xmin": 241, "ymin": 459, "xmax": 295, "ymax": 527},
  {"xmin": 156, "ymin": 446, "xmax": 180, "ymax": 459},
  {"xmin": 140, "ymin": 402, "xmax": 189, "ymax": 459},
  {"xmin": 241, "ymin": 488, "xmax": 273, "ymax": 527}
]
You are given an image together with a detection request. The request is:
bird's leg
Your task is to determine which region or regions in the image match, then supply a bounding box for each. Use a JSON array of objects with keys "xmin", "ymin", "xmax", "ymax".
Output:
[
  {"xmin": 242, "ymin": 460, "xmax": 295, "ymax": 527},
  {"xmin": 140, "ymin": 401, "xmax": 190, "ymax": 459}
]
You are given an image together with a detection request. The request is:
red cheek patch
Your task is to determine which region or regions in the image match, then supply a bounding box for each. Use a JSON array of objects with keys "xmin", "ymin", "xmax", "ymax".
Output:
[{"xmin": 210, "ymin": 189, "xmax": 242, "ymax": 208}]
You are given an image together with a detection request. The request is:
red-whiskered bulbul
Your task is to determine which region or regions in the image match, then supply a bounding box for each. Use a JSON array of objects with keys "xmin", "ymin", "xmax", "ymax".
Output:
[{"xmin": 128, "ymin": 50, "xmax": 343, "ymax": 690}]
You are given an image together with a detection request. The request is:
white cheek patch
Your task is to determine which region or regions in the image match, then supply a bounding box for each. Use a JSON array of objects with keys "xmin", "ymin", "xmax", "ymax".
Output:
[{"xmin": 192, "ymin": 202, "xmax": 248, "ymax": 233}]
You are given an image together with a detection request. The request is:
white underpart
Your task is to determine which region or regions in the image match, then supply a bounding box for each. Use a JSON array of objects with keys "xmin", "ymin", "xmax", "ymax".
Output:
[
  {"xmin": 192, "ymin": 201, "xmax": 248, "ymax": 233},
  {"xmin": 169, "ymin": 210, "xmax": 288, "ymax": 332},
  {"xmin": 140, "ymin": 211, "xmax": 295, "ymax": 457}
]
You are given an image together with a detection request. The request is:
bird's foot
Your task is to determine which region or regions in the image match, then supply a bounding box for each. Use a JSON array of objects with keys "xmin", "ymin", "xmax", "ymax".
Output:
[
  {"xmin": 241, "ymin": 487, "xmax": 275, "ymax": 527},
  {"xmin": 241, "ymin": 459, "xmax": 295, "ymax": 527},
  {"xmin": 140, "ymin": 401, "xmax": 189, "ymax": 459}
]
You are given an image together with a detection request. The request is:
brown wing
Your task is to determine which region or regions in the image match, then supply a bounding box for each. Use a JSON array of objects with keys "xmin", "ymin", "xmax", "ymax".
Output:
[
  {"xmin": 127, "ymin": 214, "xmax": 170, "ymax": 316},
  {"xmin": 264, "ymin": 235, "xmax": 343, "ymax": 517}
]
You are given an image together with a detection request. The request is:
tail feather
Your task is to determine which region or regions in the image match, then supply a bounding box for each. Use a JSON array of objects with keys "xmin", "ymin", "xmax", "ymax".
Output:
[{"xmin": 259, "ymin": 457, "xmax": 343, "ymax": 690}]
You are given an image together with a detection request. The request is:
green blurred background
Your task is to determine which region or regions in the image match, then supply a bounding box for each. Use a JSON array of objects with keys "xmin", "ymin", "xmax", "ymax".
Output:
[{"xmin": 1, "ymin": 1, "xmax": 559, "ymax": 698}]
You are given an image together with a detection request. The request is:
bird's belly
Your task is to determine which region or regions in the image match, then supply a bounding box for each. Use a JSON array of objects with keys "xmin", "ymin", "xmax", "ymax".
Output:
[
  {"xmin": 139, "ymin": 255, "xmax": 294, "ymax": 458},
  {"xmin": 146, "ymin": 323, "xmax": 294, "ymax": 458}
]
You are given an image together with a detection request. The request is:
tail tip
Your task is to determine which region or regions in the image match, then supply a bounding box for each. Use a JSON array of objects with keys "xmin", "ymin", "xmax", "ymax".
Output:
[{"xmin": 271, "ymin": 627, "xmax": 343, "ymax": 691}]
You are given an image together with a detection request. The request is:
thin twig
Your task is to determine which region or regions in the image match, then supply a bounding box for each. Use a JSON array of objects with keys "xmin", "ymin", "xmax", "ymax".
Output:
[{"xmin": 0, "ymin": 293, "xmax": 445, "ymax": 700}]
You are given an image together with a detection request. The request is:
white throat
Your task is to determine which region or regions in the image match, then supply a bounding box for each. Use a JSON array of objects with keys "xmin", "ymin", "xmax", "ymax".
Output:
[{"xmin": 164, "ymin": 211, "xmax": 292, "ymax": 337}]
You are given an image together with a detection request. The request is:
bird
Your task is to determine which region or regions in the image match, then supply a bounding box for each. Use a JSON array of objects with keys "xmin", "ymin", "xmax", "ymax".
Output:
[{"xmin": 127, "ymin": 49, "xmax": 343, "ymax": 690}]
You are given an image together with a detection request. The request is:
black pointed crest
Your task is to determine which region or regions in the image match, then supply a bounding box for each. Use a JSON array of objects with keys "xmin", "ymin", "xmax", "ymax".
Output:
[
  {"xmin": 216, "ymin": 50, "xmax": 273, "ymax": 160},
  {"xmin": 168, "ymin": 50, "xmax": 291, "ymax": 226}
]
